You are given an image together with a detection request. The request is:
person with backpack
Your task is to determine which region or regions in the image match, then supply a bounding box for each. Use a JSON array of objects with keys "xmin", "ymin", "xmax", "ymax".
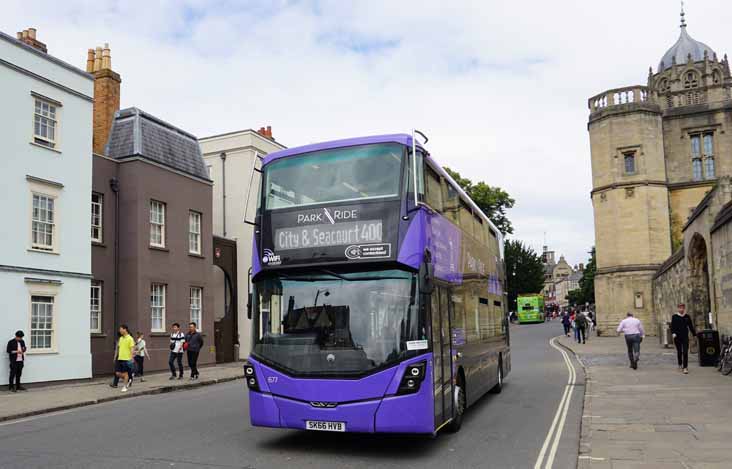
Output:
[
  {"xmin": 671, "ymin": 304, "xmax": 697, "ymax": 374},
  {"xmin": 134, "ymin": 331, "xmax": 149, "ymax": 382},
  {"xmin": 168, "ymin": 323, "xmax": 185, "ymax": 380},
  {"xmin": 575, "ymin": 311, "xmax": 588, "ymax": 344}
]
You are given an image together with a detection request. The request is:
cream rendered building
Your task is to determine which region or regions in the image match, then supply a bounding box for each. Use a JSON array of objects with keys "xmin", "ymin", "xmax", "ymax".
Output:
[
  {"xmin": 200, "ymin": 128, "xmax": 285, "ymax": 359},
  {"xmin": 588, "ymin": 9, "xmax": 730, "ymax": 334}
]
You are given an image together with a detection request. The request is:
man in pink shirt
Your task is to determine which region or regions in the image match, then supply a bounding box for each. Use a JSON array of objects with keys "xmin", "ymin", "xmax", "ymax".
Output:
[{"xmin": 617, "ymin": 312, "xmax": 645, "ymax": 370}]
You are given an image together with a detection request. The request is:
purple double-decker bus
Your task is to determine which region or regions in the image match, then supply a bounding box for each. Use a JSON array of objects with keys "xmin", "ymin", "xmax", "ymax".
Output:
[{"xmin": 244, "ymin": 133, "xmax": 510, "ymax": 435}]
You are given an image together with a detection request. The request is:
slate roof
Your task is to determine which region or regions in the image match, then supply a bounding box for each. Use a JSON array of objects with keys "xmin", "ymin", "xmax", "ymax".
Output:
[
  {"xmin": 568, "ymin": 270, "xmax": 583, "ymax": 282},
  {"xmin": 105, "ymin": 108, "xmax": 209, "ymax": 180}
]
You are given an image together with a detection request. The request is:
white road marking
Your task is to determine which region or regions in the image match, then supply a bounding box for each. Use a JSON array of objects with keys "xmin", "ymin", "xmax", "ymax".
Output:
[{"xmin": 533, "ymin": 337, "xmax": 577, "ymax": 469}]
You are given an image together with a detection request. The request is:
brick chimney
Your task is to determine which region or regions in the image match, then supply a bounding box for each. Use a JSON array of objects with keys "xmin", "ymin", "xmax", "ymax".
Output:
[
  {"xmin": 16, "ymin": 28, "xmax": 47, "ymax": 53},
  {"xmin": 257, "ymin": 126, "xmax": 274, "ymax": 140},
  {"xmin": 87, "ymin": 43, "xmax": 121, "ymax": 155}
]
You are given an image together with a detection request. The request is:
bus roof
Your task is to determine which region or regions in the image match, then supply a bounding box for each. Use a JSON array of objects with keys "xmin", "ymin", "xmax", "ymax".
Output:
[{"xmin": 262, "ymin": 133, "xmax": 424, "ymax": 166}]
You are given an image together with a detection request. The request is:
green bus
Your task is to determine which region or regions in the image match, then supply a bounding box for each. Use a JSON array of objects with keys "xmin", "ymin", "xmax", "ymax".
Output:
[{"xmin": 517, "ymin": 295, "xmax": 545, "ymax": 324}]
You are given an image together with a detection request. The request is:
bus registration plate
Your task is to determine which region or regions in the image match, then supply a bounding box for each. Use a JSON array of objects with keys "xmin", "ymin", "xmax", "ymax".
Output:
[{"xmin": 306, "ymin": 420, "xmax": 346, "ymax": 432}]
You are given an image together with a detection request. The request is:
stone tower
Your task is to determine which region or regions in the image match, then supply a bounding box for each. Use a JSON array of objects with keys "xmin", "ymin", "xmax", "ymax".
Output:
[{"xmin": 587, "ymin": 7, "xmax": 732, "ymax": 335}]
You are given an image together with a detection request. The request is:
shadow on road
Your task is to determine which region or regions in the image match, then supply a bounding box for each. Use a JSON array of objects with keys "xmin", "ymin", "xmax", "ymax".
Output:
[{"xmin": 258, "ymin": 430, "xmax": 439, "ymax": 458}]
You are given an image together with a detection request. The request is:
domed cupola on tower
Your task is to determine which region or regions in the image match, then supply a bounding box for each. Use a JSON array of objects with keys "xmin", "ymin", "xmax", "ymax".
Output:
[
  {"xmin": 650, "ymin": 5, "xmax": 730, "ymax": 110},
  {"xmin": 658, "ymin": 9, "xmax": 715, "ymax": 72}
]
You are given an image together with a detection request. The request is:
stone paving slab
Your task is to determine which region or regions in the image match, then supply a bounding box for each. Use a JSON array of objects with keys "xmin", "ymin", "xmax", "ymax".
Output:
[
  {"xmin": 0, "ymin": 362, "xmax": 245, "ymax": 422},
  {"xmin": 557, "ymin": 335, "xmax": 732, "ymax": 468}
]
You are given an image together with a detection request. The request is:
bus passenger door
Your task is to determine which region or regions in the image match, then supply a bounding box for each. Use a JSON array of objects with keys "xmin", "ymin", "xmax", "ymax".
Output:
[{"xmin": 431, "ymin": 287, "xmax": 454, "ymax": 430}]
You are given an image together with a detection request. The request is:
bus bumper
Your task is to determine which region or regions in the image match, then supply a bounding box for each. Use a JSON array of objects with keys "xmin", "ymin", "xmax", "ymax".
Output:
[{"xmin": 246, "ymin": 356, "xmax": 435, "ymax": 434}]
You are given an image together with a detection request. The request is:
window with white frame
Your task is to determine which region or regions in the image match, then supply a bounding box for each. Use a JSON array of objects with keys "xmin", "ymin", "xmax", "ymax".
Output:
[
  {"xmin": 151, "ymin": 283, "xmax": 166, "ymax": 331},
  {"xmin": 91, "ymin": 193, "xmax": 103, "ymax": 243},
  {"xmin": 190, "ymin": 287, "xmax": 202, "ymax": 328},
  {"xmin": 189, "ymin": 211, "xmax": 202, "ymax": 255},
  {"xmin": 90, "ymin": 281, "xmax": 102, "ymax": 333},
  {"xmin": 30, "ymin": 295, "xmax": 54, "ymax": 350},
  {"xmin": 33, "ymin": 98, "xmax": 58, "ymax": 149},
  {"xmin": 32, "ymin": 193, "xmax": 55, "ymax": 251},
  {"xmin": 150, "ymin": 200, "xmax": 166, "ymax": 248}
]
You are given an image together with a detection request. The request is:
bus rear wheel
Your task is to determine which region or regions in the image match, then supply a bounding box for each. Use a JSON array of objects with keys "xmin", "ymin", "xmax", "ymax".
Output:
[
  {"xmin": 490, "ymin": 359, "xmax": 503, "ymax": 394},
  {"xmin": 447, "ymin": 378, "xmax": 466, "ymax": 433}
]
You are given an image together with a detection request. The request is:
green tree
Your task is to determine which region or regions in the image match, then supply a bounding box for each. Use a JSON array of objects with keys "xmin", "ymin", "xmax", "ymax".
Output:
[
  {"xmin": 578, "ymin": 247, "xmax": 596, "ymax": 305},
  {"xmin": 567, "ymin": 247, "xmax": 596, "ymax": 306},
  {"xmin": 504, "ymin": 240, "xmax": 545, "ymax": 312},
  {"xmin": 443, "ymin": 167, "xmax": 515, "ymax": 235}
]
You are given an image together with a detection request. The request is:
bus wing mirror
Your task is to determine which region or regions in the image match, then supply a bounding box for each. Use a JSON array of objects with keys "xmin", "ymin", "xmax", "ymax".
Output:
[{"xmin": 247, "ymin": 267, "xmax": 253, "ymax": 320}]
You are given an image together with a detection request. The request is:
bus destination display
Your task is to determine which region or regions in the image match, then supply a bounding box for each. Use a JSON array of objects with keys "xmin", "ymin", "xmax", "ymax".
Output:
[{"xmin": 275, "ymin": 220, "xmax": 382, "ymax": 250}]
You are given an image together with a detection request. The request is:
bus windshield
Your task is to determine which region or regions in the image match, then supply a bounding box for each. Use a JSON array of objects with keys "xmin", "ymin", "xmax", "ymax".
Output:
[
  {"xmin": 252, "ymin": 269, "xmax": 425, "ymax": 376},
  {"xmin": 263, "ymin": 143, "xmax": 404, "ymax": 210}
]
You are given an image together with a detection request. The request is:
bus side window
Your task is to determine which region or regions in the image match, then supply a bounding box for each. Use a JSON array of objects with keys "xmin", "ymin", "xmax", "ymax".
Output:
[
  {"xmin": 459, "ymin": 199, "xmax": 473, "ymax": 236},
  {"xmin": 473, "ymin": 215, "xmax": 484, "ymax": 243},
  {"xmin": 478, "ymin": 288, "xmax": 492, "ymax": 339},
  {"xmin": 425, "ymin": 165, "xmax": 443, "ymax": 211},
  {"xmin": 443, "ymin": 182, "xmax": 460, "ymax": 224},
  {"xmin": 453, "ymin": 287, "xmax": 473, "ymax": 343},
  {"xmin": 405, "ymin": 150, "xmax": 426, "ymax": 203}
]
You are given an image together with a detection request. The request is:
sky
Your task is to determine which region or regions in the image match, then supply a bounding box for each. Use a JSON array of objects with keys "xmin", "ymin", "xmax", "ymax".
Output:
[{"xmin": 4, "ymin": 0, "xmax": 731, "ymax": 266}]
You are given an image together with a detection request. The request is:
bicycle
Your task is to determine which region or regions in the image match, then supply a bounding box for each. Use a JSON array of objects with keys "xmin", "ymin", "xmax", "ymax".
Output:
[{"xmin": 719, "ymin": 336, "xmax": 732, "ymax": 376}]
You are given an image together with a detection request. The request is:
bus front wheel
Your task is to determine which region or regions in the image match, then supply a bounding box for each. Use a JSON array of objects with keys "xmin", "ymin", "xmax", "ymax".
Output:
[
  {"xmin": 490, "ymin": 359, "xmax": 503, "ymax": 394},
  {"xmin": 447, "ymin": 377, "xmax": 466, "ymax": 433}
]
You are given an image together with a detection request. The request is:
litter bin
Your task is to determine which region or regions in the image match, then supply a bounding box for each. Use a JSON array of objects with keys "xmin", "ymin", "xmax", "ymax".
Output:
[{"xmin": 697, "ymin": 330, "xmax": 720, "ymax": 367}]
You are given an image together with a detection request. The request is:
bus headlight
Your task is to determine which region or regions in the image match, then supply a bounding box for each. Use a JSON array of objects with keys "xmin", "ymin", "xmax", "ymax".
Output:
[
  {"xmin": 244, "ymin": 363, "xmax": 259, "ymax": 391},
  {"xmin": 397, "ymin": 361, "xmax": 426, "ymax": 395}
]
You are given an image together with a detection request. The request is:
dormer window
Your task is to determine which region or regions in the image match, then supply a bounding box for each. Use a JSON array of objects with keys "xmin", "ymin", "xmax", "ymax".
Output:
[
  {"xmin": 658, "ymin": 79, "xmax": 670, "ymax": 93},
  {"xmin": 684, "ymin": 71, "xmax": 699, "ymax": 89}
]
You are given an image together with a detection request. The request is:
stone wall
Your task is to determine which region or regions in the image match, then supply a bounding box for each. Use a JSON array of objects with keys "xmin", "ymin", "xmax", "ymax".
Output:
[
  {"xmin": 710, "ymin": 202, "xmax": 732, "ymax": 337},
  {"xmin": 653, "ymin": 249, "xmax": 688, "ymax": 337}
]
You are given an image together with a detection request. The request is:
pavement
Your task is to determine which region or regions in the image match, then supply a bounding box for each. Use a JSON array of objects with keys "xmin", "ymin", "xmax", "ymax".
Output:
[
  {"xmin": 557, "ymin": 333, "xmax": 732, "ymax": 469},
  {"xmin": 0, "ymin": 322, "xmax": 582, "ymax": 469},
  {"xmin": 0, "ymin": 362, "xmax": 245, "ymax": 422}
]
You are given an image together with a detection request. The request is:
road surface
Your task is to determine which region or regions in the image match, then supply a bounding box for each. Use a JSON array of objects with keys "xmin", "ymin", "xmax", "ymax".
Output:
[{"xmin": 0, "ymin": 321, "xmax": 584, "ymax": 469}]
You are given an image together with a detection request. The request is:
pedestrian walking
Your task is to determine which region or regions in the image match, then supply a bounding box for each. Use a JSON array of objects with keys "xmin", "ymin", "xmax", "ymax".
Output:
[
  {"xmin": 184, "ymin": 322, "xmax": 203, "ymax": 380},
  {"xmin": 134, "ymin": 331, "xmax": 149, "ymax": 382},
  {"xmin": 671, "ymin": 304, "xmax": 697, "ymax": 374},
  {"xmin": 561, "ymin": 312, "xmax": 571, "ymax": 337},
  {"xmin": 575, "ymin": 311, "xmax": 588, "ymax": 344},
  {"xmin": 169, "ymin": 323, "xmax": 185, "ymax": 380},
  {"xmin": 114, "ymin": 325, "xmax": 135, "ymax": 392},
  {"xmin": 617, "ymin": 312, "xmax": 645, "ymax": 369},
  {"xmin": 6, "ymin": 330, "xmax": 27, "ymax": 392}
]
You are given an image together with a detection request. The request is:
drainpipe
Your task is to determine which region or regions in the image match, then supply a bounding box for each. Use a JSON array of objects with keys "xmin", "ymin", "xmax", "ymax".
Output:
[
  {"xmin": 221, "ymin": 152, "xmax": 227, "ymax": 237},
  {"xmin": 109, "ymin": 177, "xmax": 120, "ymax": 338}
]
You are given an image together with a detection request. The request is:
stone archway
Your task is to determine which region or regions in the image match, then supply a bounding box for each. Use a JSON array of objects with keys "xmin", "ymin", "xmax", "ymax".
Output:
[{"xmin": 687, "ymin": 233, "xmax": 711, "ymax": 334}]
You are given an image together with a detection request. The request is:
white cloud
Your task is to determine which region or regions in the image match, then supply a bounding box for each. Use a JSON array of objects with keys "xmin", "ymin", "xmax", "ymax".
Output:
[{"xmin": 4, "ymin": 0, "xmax": 729, "ymax": 265}]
